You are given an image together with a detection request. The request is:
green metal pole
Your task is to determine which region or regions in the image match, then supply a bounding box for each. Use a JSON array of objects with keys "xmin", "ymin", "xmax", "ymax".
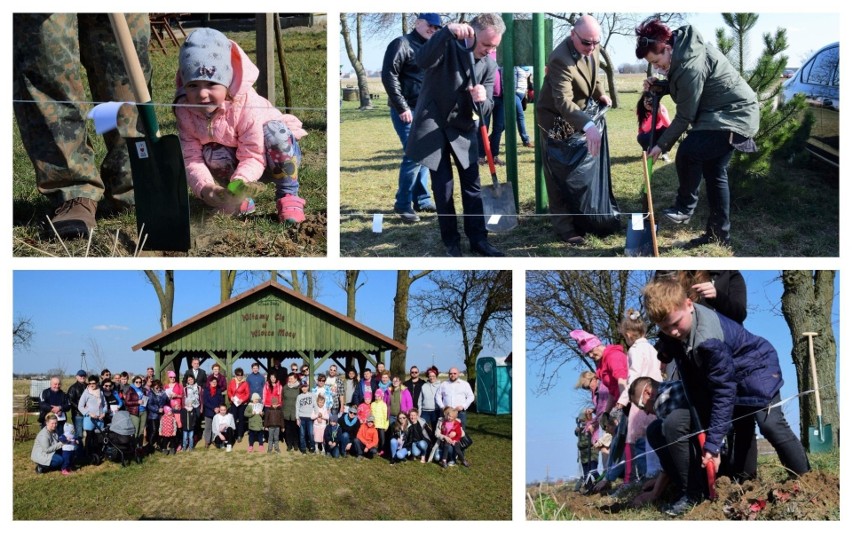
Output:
[
  {"xmin": 501, "ymin": 13, "xmax": 519, "ymax": 212},
  {"xmin": 533, "ymin": 13, "xmax": 548, "ymax": 214}
]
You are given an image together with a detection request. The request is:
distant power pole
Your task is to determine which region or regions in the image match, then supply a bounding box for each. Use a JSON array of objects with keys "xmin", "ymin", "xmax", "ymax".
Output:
[
  {"xmin": 80, "ymin": 350, "xmax": 89, "ymax": 374},
  {"xmin": 545, "ymin": 465, "xmax": 551, "ymax": 484}
]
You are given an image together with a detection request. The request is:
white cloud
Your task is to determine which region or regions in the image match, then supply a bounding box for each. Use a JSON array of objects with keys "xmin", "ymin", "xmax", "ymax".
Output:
[{"xmin": 92, "ymin": 325, "xmax": 129, "ymax": 331}]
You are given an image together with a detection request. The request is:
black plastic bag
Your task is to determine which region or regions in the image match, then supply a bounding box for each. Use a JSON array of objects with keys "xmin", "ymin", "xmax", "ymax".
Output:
[{"xmin": 543, "ymin": 103, "xmax": 620, "ymax": 236}]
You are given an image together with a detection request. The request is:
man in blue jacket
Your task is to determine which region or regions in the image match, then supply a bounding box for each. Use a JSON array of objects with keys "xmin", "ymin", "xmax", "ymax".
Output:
[{"xmin": 642, "ymin": 278, "xmax": 809, "ymax": 516}]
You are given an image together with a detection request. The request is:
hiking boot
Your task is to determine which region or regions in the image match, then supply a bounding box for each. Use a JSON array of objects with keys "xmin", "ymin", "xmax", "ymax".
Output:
[
  {"xmin": 663, "ymin": 495, "xmax": 698, "ymax": 517},
  {"xmin": 394, "ymin": 207, "xmax": 419, "ymax": 223},
  {"xmin": 662, "ymin": 206, "xmax": 692, "ymax": 224},
  {"xmin": 277, "ymin": 194, "xmax": 306, "ymax": 224},
  {"xmin": 50, "ymin": 197, "xmax": 97, "ymax": 239}
]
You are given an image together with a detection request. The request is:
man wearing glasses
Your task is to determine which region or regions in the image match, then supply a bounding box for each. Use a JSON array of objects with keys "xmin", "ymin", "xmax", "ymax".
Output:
[
  {"xmin": 405, "ymin": 13, "xmax": 507, "ymax": 257},
  {"xmin": 381, "ymin": 13, "xmax": 441, "ymax": 223},
  {"xmin": 435, "ymin": 367, "xmax": 474, "ymax": 429},
  {"xmin": 403, "ymin": 365, "xmax": 425, "ymax": 408},
  {"xmin": 536, "ymin": 14, "xmax": 612, "ymax": 246}
]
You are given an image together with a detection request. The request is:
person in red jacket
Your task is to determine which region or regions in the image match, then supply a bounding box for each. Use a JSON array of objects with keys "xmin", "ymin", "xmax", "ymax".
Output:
[
  {"xmin": 228, "ymin": 368, "xmax": 251, "ymax": 443},
  {"xmin": 354, "ymin": 416, "xmax": 380, "ymax": 459},
  {"xmin": 571, "ymin": 329, "xmax": 629, "ymax": 492}
]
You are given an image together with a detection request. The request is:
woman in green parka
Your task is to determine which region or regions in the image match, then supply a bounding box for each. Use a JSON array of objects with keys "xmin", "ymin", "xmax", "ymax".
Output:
[{"xmin": 635, "ymin": 18, "xmax": 759, "ymax": 250}]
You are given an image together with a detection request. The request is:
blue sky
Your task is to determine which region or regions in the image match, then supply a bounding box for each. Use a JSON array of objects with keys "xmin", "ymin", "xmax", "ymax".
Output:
[
  {"xmin": 525, "ymin": 271, "xmax": 840, "ymax": 484},
  {"xmin": 341, "ymin": 12, "xmax": 839, "ymax": 72},
  {"xmin": 12, "ymin": 271, "xmax": 511, "ymax": 375}
]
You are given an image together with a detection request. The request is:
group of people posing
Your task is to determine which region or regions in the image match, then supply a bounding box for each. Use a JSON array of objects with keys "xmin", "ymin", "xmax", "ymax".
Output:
[
  {"xmin": 573, "ymin": 271, "xmax": 809, "ymax": 516},
  {"xmin": 379, "ymin": 13, "xmax": 757, "ymax": 255},
  {"xmin": 32, "ymin": 360, "xmax": 477, "ymax": 474}
]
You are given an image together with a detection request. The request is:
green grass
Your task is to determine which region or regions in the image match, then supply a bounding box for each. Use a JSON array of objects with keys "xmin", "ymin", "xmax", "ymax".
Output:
[
  {"xmin": 13, "ymin": 413, "xmax": 511, "ymax": 520},
  {"xmin": 340, "ymin": 73, "xmax": 838, "ymax": 257},
  {"xmin": 13, "ymin": 21, "xmax": 327, "ymax": 257}
]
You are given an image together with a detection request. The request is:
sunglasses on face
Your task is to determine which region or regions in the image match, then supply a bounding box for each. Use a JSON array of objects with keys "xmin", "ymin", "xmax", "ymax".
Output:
[
  {"xmin": 578, "ymin": 37, "xmax": 600, "ymax": 46},
  {"xmin": 429, "ymin": 24, "xmax": 441, "ymax": 31}
]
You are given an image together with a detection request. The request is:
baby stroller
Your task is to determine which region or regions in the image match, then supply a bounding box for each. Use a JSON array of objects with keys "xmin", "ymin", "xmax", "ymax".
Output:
[{"xmin": 89, "ymin": 410, "xmax": 144, "ymax": 467}]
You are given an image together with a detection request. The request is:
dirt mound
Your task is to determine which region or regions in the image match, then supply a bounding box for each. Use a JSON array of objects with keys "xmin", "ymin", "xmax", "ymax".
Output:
[{"xmin": 535, "ymin": 470, "xmax": 839, "ymax": 520}]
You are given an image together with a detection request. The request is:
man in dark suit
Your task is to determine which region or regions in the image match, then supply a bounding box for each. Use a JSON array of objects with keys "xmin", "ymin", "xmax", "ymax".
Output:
[
  {"xmin": 183, "ymin": 357, "xmax": 207, "ymax": 388},
  {"xmin": 536, "ymin": 15, "xmax": 612, "ymax": 246},
  {"xmin": 405, "ymin": 13, "xmax": 506, "ymax": 257}
]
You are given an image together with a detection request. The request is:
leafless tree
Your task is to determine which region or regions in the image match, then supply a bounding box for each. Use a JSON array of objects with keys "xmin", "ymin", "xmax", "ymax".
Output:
[
  {"xmin": 144, "ymin": 271, "xmax": 175, "ymax": 332},
  {"xmin": 410, "ymin": 270, "xmax": 511, "ymax": 386},
  {"xmin": 526, "ymin": 270, "xmax": 653, "ymax": 394},
  {"xmin": 390, "ymin": 270, "xmax": 433, "ymax": 377},
  {"xmin": 87, "ymin": 337, "xmax": 108, "ymax": 372},
  {"xmin": 340, "ymin": 13, "xmax": 373, "ymax": 109},
  {"xmin": 781, "ymin": 270, "xmax": 839, "ymax": 448},
  {"xmin": 13, "ymin": 316, "xmax": 34, "ymax": 350}
]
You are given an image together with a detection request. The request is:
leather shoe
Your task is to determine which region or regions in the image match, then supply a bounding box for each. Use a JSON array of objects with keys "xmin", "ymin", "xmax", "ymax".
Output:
[
  {"xmin": 446, "ymin": 242, "xmax": 463, "ymax": 257},
  {"xmin": 393, "ymin": 207, "xmax": 419, "ymax": 223},
  {"xmin": 662, "ymin": 206, "xmax": 692, "ymax": 224},
  {"xmin": 414, "ymin": 202, "xmax": 436, "ymax": 212},
  {"xmin": 559, "ymin": 232, "xmax": 586, "ymax": 246},
  {"xmin": 50, "ymin": 197, "xmax": 97, "ymax": 239},
  {"xmin": 470, "ymin": 240, "xmax": 505, "ymax": 257}
]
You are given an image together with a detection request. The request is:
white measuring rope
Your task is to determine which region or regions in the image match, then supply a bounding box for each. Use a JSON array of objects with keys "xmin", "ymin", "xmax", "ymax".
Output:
[{"xmin": 589, "ymin": 382, "xmax": 836, "ymax": 479}]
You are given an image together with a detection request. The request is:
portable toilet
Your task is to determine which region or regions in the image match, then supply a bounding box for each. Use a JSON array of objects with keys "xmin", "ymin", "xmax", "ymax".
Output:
[{"xmin": 476, "ymin": 355, "xmax": 512, "ymax": 415}]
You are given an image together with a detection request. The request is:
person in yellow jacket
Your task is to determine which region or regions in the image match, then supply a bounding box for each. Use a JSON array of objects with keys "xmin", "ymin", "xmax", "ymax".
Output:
[{"xmin": 371, "ymin": 389, "xmax": 389, "ymax": 456}]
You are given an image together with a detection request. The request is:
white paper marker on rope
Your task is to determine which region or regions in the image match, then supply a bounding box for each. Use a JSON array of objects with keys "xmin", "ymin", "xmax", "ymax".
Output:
[
  {"xmin": 631, "ymin": 213, "xmax": 644, "ymax": 231},
  {"xmin": 86, "ymin": 101, "xmax": 132, "ymax": 134},
  {"xmin": 487, "ymin": 214, "xmax": 502, "ymax": 226},
  {"xmin": 372, "ymin": 214, "xmax": 384, "ymax": 233}
]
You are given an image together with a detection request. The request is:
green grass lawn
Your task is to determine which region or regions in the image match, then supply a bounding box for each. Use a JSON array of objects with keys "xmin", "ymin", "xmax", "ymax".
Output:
[
  {"xmin": 13, "ymin": 21, "xmax": 327, "ymax": 257},
  {"xmin": 13, "ymin": 412, "xmax": 511, "ymax": 520},
  {"xmin": 340, "ymin": 74, "xmax": 838, "ymax": 257}
]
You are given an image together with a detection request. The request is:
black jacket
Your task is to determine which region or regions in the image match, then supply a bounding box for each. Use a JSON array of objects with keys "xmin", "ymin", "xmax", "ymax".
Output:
[
  {"xmin": 381, "ymin": 30, "xmax": 428, "ymax": 114},
  {"xmin": 702, "ymin": 271, "xmax": 747, "ymax": 324},
  {"xmin": 67, "ymin": 381, "xmax": 87, "ymax": 418}
]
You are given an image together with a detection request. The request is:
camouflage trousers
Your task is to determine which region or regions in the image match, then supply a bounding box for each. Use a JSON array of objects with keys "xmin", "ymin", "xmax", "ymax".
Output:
[{"xmin": 13, "ymin": 13, "xmax": 152, "ymax": 210}]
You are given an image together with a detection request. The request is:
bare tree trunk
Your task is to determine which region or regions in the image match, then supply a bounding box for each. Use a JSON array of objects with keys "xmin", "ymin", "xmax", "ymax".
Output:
[
  {"xmin": 144, "ymin": 270, "xmax": 174, "ymax": 331},
  {"xmin": 391, "ymin": 270, "xmax": 432, "ymax": 377},
  {"xmin": 289, "ymin": 270, "xmax": 301, "ymax": 294},
  {"xmin": 343, "ymin": 271, "xmax": 363, "ymax": 371},
  {"xmin": 220, "ymin": 270, "xmax": 236, "ymax": 302},
  {"xmin": 598, "ymin": 46, "xmax": 619, "ymax": 108},
  {"xmin": 144, "ymin": 270, "xmax": 176, "ymax": 374},
  {"xmin": 340, "ymin": 13, "xmax": 373, "ymax": 109},
  {"xmin": 781, "ymin": 270, "xmax": 839, "ymax": 449}
]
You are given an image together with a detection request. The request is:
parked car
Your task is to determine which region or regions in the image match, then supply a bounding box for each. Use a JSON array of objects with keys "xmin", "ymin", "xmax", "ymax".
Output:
[
  {"xmin": 781, "ymin": 68, "xmax": 797, "ymax": 78},
  {"xmin": 779, "ymin": 42, "xmax": 839, "ymax": 167}
]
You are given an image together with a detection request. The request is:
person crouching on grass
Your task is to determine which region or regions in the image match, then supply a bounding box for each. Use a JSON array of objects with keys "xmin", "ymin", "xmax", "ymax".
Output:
[
  {"xmin": 638, "ymin": 277, "xmax": 810, "ymax": 516},
  {"xmin": 174, "ymin": 28, "xmax": 308, "ymax": 223},
  {"xmin": 438, "ymin": 407, "xmax": 470, "ymax": 468}
]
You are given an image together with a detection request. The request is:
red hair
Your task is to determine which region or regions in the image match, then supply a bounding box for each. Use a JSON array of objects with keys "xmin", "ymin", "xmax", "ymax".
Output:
[{"xmin": 635, "ymin": 18, "xmax": 673, "ymax": 59}]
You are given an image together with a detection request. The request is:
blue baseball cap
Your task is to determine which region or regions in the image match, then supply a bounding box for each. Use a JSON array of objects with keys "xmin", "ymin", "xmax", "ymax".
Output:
[{"xmin": 418, "ymin": 13, "xmax": 443, "ymax": 27}]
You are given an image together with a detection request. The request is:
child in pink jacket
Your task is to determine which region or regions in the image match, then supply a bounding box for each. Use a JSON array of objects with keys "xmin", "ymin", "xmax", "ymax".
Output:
[{"xmin": 174, "ymin": 27, "xmax": 308, "ymax": 223}]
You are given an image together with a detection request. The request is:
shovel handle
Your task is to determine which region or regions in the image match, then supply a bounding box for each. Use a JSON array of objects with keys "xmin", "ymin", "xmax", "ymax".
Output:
[
  {"xmin": 697, "ymin": 432, "xmax": 717, "ymax": 500},
  {"xmin": 641, "ymin": 151, "xmax": 659, "ymax": 257},
  {"xmin": 804, "ymin": 332, "xmax": 822, "ymax": 418},
  {"xmin": 108, "ymin": 13, "xmax": 159, "ymax": 137}
]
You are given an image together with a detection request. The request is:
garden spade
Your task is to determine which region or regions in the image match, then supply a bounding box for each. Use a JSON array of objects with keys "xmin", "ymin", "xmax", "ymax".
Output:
[
  {"xmin": 109, "ymin": 13, "xmax": 190, "ymax": 251},
  {"xmin": 466, "ymin": 48, "xmax": 517, "ymax": 232},
  {"xmin": 804, "ymin": 331, "xmax": 833, "ymax": 452}
]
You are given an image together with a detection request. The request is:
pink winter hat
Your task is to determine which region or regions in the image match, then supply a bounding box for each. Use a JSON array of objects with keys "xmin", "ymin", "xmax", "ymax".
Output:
[{"xmin": 570, "ymin": 330, "xmax": 601, "ymax": 354}]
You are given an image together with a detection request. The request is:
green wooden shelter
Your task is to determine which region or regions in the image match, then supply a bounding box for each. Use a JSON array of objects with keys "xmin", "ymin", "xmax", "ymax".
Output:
[{"xmin": 132, "ymin": 280, "xmax": 405, "ymax": 387}]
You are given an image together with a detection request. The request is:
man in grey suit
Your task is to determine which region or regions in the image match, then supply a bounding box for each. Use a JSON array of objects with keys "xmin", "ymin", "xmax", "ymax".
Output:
[
  {"xmin": 536, "ymin": 15, "xmax": 612, "ymax": 246},
  {"xmin": 405, "ymin": 13, "xmax": 506, "ymax": 257}
]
